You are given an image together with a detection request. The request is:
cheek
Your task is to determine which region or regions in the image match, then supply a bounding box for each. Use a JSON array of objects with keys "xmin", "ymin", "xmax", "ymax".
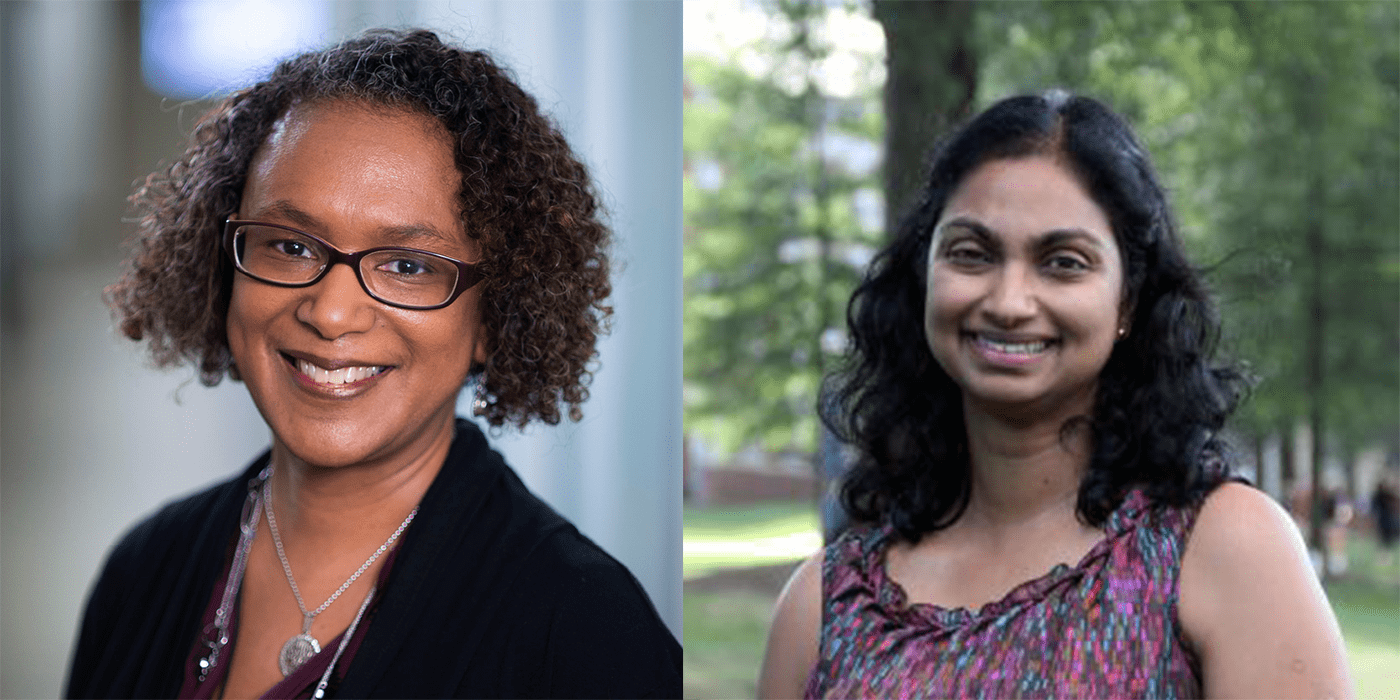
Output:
[
  {"xmin": 923, "ymin": 273, "xmax": 968, "ymax": 357},
  {"xmin": 924, "ymin": 270, "xmax": 975, "ymax": 327},
  {"xmin": 225, "ymin": 278, "xmax": 287, "ymax": 364},
  {"xmin": 1061, "ymin": 282, "xmax": 1123, "ymax": 344},
  {"xmin": 410, "ymin": 301, "xmax": 483, "ymax": 375},
  {"xmin": 225, "ymin": 280, "xmax": 256, "ymax": 363}
]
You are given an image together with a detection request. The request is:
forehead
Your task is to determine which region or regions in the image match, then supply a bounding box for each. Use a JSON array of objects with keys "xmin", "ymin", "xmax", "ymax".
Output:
[
  {"xmin": 253, "ymin": 100, "xmax": 456, "ymax": 176},
  {"xmin": 936, "ymin": 155, "xmax": 1115, "ymax": 248},
  {"xmin": 241, "ymin": 101, "xmax": 464, "ymax": 240}
]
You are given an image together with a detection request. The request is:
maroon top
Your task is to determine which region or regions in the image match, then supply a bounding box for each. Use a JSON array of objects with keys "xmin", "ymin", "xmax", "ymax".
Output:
[{"xmin": 806, "ymin": 489, "xmax": 1206, "ymax": 699}]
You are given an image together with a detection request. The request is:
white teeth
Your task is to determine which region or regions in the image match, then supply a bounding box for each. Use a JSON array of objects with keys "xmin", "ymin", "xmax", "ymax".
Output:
[
  {"xmin": 980, "ymin": 337, "xmax": 1049, "ymax": 355},
  {"xmin": 296, "ymin": 359, "xmax": 386, "ymax": 385}
]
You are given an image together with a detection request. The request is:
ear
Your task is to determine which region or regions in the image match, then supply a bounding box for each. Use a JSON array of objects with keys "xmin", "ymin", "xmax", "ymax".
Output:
[
  {"xmin": 1116, "ymin": 277, "xmax": 1136, "ymax": 337},
  {"xmin": 472, "ymin": 335, "xmax": 488, "ymax": 365},
  {"xmin": 1114, "ymin": 295, "xmax": 1134, "ymax": 340}
]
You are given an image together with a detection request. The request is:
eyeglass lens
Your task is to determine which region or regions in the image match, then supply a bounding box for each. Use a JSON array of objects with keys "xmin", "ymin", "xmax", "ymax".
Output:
[{"xmin": 232, "ymin": 224, "xmax": 461, "ymax": 308}]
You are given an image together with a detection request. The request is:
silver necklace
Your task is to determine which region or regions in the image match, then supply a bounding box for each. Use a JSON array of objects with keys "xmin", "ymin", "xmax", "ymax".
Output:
[
  {"xmin": 197, "ymin": 468, "xmax": 268, "ymax": 682},
  {"xmin": 263, "ymin": 472, "xmax": 417, "ymax": 676},
  {"xmin": 312, "ymin": 582, "xmax": 376, "ymax": 699}
]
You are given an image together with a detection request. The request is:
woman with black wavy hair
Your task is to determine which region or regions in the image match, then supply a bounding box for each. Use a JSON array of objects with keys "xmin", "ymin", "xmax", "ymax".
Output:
[
  {"xmin": 760, "ymin": 91, "xmax": 1351, "ymax": 698},
  {"xmin": 67, "ymin": 29, "xmax": 679, "ymax": 698}
]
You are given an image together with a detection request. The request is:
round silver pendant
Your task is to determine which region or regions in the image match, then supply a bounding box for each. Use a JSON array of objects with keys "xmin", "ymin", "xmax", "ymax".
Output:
[{"xmin": 278, "ymin": 633, "xmax": 321, "ymax": 676}]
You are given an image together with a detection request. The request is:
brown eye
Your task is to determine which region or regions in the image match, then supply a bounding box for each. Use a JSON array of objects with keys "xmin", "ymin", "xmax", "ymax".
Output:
[
  {"xmin": 1044, "ymin": 252, "xmax": 1090, "ymax": 274},
  {"xmin": 270, "ymin": 239, "xmax": 314, "ymax": 259},
  {"xmin": 378, "ymin": 257, "xmax": 430, "ymax": 276},
  {"xmin": 946, "ymin": 245, "xmax": 992, "ymax": 265}
]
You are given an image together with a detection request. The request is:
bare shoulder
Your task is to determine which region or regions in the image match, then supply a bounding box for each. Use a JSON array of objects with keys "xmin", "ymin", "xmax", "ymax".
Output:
[
  {"xmin": 1184, "ymin": 482, "xmax": 1300, "ymax": 567},
  {"xmin": 1179, "ymin": 482, "xmax": 1353, "ymax": 698},
  {"xmin": 757, "ymin": 550, "xmax": 824, "ymax": 700}
]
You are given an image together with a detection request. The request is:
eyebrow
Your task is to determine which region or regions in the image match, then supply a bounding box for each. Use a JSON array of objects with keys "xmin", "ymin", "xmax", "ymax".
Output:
[
  {"xmin": 935, "ymin": 216, "xmax": 1107, "ymax": 252},
  {"xmin": 249, "ymin": 200, "xmax": 459, "ymax": 247}
]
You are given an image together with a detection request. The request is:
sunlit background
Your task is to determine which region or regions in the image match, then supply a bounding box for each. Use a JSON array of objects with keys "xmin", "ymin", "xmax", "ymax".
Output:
[
  {"xmin": 682, "ymin": 1, "xmax": 1399, "ymax": 698},
  {"xmin": 0, "ymin": 1, "xmax": 681, "ymax": 696}
]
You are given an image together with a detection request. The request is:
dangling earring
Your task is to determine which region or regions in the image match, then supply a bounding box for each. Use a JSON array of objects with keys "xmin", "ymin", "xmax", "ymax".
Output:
[{"xmin": 472, "ymin": 382, "xmax": 489, "ymax": 416}]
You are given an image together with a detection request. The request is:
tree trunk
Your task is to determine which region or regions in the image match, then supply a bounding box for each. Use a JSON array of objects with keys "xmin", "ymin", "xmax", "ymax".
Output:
[
  {"xmin": 873, "ymin": 0, "xmax": 978, "ymax": 238},
  {"xmin": 1281, "ymin": 421, "xmax": 1296, "ymax": 489},
  {"xmin": 1253, "ymin": 434, "xmax": 1267, "ymax": 496},
  {"xmin": 1304, "ymin": 83, "xmax": 1329, "ymax": 578},
  {"xmin": 1343, "ymin": 445, "xmax": 1357, "ymax": 503}
]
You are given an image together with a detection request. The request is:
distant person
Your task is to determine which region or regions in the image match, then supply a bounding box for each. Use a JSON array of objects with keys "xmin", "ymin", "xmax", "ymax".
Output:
[
  {"xmin": 1373, "ymin": 473, "xmax": 1400, "ymax": 568},
  {"xmin": 759, "ymin": 91, "xmax": 1352, "ymax": 698},
  {"xmin": 1323, "ymin": 487, "xmax": 1354, "ymax": 576},
  {"xmin": 67, "ymin": 29, "xmax": 679, "ymax": 698}
]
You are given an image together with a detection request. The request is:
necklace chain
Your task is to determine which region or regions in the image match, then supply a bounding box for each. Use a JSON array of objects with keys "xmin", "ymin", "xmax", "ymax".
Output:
[{"xmin": 263, "ymin": 473, "xmax": 418, "ymax": 621}]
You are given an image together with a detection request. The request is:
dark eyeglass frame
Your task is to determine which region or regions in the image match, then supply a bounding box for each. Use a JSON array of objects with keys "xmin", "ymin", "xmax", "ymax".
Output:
[{"xmin": 223, "ymin": 218, "xmax": 485, "ymax": 310}]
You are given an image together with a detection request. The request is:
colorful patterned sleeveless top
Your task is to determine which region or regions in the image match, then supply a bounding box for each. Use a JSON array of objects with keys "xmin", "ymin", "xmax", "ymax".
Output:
[{"xmin": 805, "ymin": 489, "xmax": 1204, "ymax": 699}]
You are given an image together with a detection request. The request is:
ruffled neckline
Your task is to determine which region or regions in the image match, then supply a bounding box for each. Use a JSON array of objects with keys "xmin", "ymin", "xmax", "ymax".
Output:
[{"xmin": 857, "ymin": 489, "xmax": 1151, "ymax": 629}]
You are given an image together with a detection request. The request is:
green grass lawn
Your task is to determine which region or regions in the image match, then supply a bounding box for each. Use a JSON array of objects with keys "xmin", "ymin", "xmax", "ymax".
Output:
[
  {"xmin": 1329, "ymin": 577, "xmax": 1400, "ymax": 699},
  {"xmin": 683, "ymin": 500, "xmax": 821, "ymax": 578},
  {"xmin": 684, "ymin": 589, "xmax": 776, "ymax": 700},
  {"xmin": 683, "ymin": 501, "xmax": 1400, "ymax": 700},
  {"xmin": 683, "ymin": 501, "xmax": 821, "ymax": 698},
  {"xmin": 1327, "ymin": 534, "xmax": 1400, "ymax": 699}
]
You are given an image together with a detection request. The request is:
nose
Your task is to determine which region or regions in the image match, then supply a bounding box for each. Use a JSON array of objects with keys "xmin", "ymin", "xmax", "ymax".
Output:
[
  {"xmin": 980, "ymin": 263, "xmax": 1038, "ymax": 327},
  {"xmin": 295, "ymin": 262, "xmax": 377, "ymax": 339}
]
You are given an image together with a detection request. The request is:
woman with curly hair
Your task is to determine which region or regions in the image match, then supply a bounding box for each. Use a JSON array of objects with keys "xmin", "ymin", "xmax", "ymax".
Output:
[
  {"xmin": 67, "ymin": 29, "xmax": 679, "ymax": 699},
  {"xmin": 759, "ymin": 92, "xmax": 1351, "ymax": 698}
]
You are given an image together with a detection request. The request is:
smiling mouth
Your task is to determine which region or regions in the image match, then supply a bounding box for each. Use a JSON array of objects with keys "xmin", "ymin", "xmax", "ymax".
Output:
[
  {"xmin": 968, "ymin": 333, "xmax": 1055, "ymax": 356},
  {"xmin": 282, "ymin": 353, "xmax": 390, "ymax": 386}
]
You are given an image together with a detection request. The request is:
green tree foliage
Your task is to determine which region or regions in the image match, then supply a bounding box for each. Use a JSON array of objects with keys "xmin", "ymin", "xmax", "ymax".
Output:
[
  {"xmin": 1215, "ymin": 2, "xmax": 1400, "ymax": 455},
  {"xmin": 684, "ymin": 2, "xmax": 884, "ymax": 453}
]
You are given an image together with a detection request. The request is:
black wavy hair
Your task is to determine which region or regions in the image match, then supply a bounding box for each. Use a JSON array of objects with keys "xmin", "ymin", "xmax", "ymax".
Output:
[
  {"xmin": 107, "ymin": 28, "xmax": 611, "ymax": 428},
  {"xmin": 824, "ymin": 91, "xmax": 1248, "ymax": 542}
]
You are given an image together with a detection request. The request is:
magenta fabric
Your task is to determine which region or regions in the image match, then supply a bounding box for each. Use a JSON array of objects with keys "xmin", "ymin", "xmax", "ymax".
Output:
[{"xmin": 805, "ymin": 490, "xmax": 1204, "ymax": 699}]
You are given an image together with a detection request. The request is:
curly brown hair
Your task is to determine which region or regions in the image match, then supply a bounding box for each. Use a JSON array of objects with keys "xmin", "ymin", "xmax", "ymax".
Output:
[{"xmin": 107, "ymin": 28, "xmax": 612, "ymax": 427}]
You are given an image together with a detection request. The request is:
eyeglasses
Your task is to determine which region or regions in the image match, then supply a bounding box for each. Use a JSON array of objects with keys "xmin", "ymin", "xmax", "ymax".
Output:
[{"xmin": 223, "ymin": 219, "xmax": 485, "ymax": 310}]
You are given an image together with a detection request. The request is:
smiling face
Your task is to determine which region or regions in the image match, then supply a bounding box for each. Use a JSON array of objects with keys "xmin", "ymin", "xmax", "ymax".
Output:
[
  {"xmin": 925, "ymin": 155, "xmax": 1125, "ymax": 419},
  {"xmin": 227, "ymin": 100, "xmax": 485, "ymax": 470}
]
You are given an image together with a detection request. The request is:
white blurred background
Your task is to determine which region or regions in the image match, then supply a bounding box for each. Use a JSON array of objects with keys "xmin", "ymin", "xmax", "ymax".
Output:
[{"xmin": 0, "ymin": 1, "xmax": 682, "ymax": 696}]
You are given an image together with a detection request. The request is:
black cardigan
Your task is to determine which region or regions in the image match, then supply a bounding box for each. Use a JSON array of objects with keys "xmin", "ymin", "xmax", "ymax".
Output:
[{"xmin": 66, "ymin": 419, "xmax": 682, "ymax": 698}]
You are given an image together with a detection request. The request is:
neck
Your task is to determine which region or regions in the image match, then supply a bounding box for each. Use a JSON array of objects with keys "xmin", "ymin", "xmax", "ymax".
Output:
[
  {"xmin": 266, "ymin": 416, "xmax": 455, "ymax": 542},
  {"xmin": 957, "ymin": 391, "xmax": 1093, "ymax": 533}
]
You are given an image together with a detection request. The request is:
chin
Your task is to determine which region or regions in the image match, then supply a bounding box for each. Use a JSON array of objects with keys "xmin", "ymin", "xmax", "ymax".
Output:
[
  {"xmin": 263, "ymin": 408, "xmax": 411, "ymax": 468},
  {"xmin": 273, "ymin": 427, "xmax": 385, "ymax": 469},
  {"xmin": 966, "ymin": 378, "xmax": 1099, "ymax": 421},
  {"xmin": 965, "ymin": 387, "xmax": 1050, "ymax": 413}
]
